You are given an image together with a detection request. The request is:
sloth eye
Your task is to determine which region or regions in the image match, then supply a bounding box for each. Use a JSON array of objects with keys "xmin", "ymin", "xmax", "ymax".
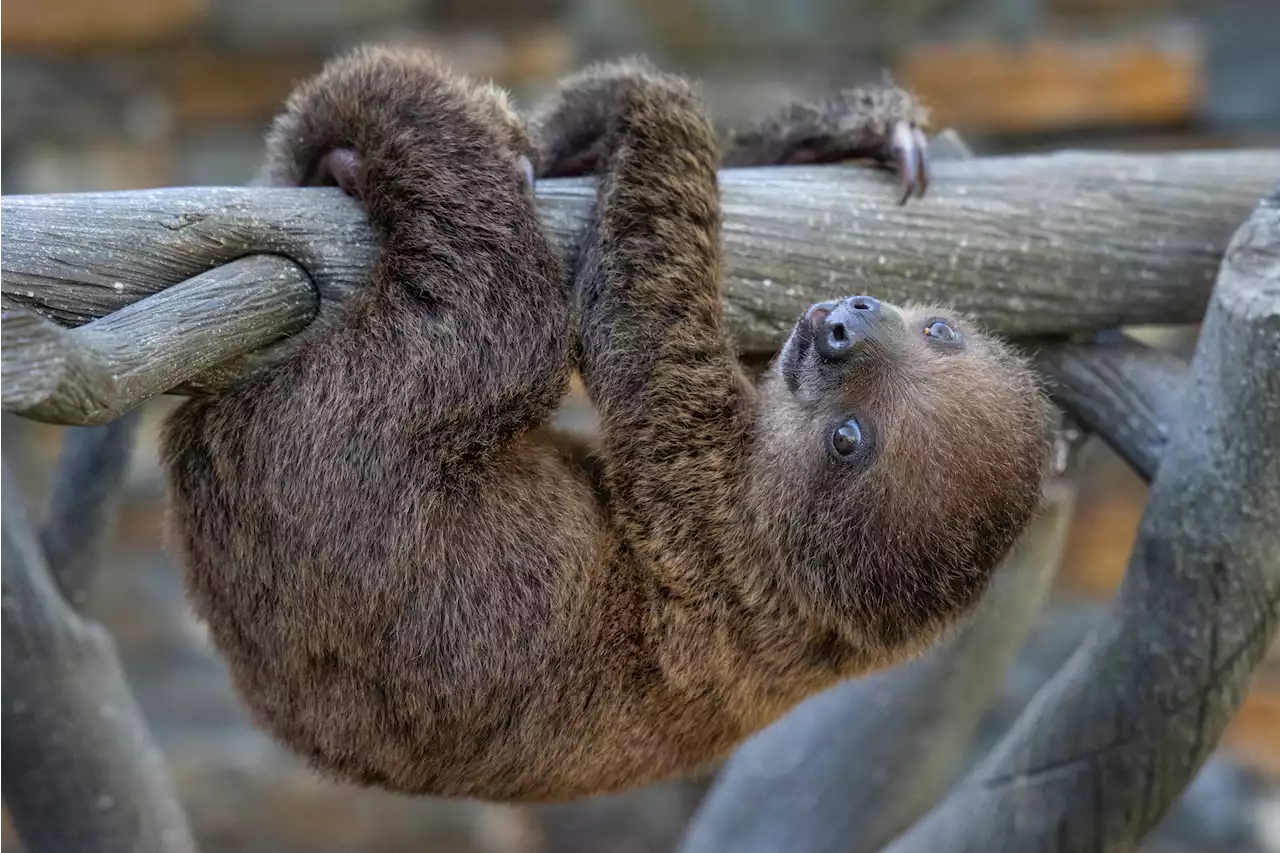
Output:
[
  {"xmin": 923, "ymin": 320, "xmax": 962, "ymax": 346},
  {"xmin": 831, "ymin": 419, "xmax": 864, "ymax": 456}
]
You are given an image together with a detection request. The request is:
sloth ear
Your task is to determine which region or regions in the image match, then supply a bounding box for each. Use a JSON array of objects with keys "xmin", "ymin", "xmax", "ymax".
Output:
[{"xmin": 305, "ymin": 148, "xmax": 363, "ymax": 199}]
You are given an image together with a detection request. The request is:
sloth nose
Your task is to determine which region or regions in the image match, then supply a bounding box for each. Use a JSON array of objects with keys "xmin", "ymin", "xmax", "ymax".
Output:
[
  {"xmin": 815, "ymin": 295, "xmax": 884, "ymax": 360},
  {"xmin": 846, "ymin": 295, "xmax": 882, "ymax": 316}
]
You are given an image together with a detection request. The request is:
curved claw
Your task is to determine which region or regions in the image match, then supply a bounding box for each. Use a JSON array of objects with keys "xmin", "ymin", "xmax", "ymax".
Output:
[
  {"xmin": 327, "ymin": 148, "xmax": 363, "ymax": 198},
  {"xmin": 301, "ymin": 147, "xmax": 363, "ymax": 198},
  {"xmin": 889, "ymin": 121, "xmax": 930, "ymax": 205}
]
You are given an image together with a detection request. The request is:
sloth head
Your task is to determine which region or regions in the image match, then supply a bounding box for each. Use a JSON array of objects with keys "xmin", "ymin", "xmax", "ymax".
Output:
[{"xmin": 749, "ymin": 295, "xmax": 1052, "ymax": 663}]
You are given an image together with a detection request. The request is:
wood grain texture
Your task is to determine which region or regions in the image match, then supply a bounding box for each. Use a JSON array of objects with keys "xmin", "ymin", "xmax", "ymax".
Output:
[
  {"xmin": 2, "ymin": 255, "xmax": 316, "ymax": 425},
  {"xmin": 4, "ymin": 149, "xmax": 1276, "ymax": 370},
  {"xmin": 1034, "ymin": 336, "xmax": 1187, "ymax": 481}
]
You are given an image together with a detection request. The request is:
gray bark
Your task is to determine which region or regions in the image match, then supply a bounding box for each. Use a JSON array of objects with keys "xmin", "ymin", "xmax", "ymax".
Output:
[
  {"xmin": 880, "ymin": 188, "xmax": 1280, "ymax": 852},
  {"xmin": 39, "ymin": 410, "xmax": 144, "ymax": 609},
  {"xmin": 1034, "ymin": 337, "xmax": 1188, "ymax": 482},
  {"xmin": 2, "ymin": 149, "xmax": 1275, "ymax": 422},
  {"xmin": 2, "ymin": 460, "xmax": 199, "ymax": 853},
  {"xmin": 3, "ymin": 255, "xmax": 316, "ymax": 425}
]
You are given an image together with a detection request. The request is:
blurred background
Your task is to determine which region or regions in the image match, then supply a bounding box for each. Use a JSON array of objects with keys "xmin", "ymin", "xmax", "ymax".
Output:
[{"xmin": 3, "ymin": 0, "xmax": 1280, "ymax": 850}]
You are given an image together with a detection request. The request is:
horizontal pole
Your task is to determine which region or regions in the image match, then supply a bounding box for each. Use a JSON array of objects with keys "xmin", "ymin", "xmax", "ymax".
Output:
[
  {"xmin": 4, "ymin": 150, "xmax": 1274, "ymax": 338},
  {"xmin": 1, "ymin": 149, "xmax": 1275, "ymax": 423}
]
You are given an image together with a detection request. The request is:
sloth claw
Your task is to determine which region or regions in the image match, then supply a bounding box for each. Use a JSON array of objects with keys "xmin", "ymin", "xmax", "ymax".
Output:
[{"xmin": 888, "ymin": 121, "xmax": 930, "ymax": 205}]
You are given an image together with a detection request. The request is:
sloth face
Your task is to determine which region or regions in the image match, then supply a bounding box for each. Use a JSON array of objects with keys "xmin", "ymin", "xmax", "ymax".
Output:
[
  {"xmin": 775, "ymin": 295, "xmax": 1038, "ymax": 479},
  {"xmin": 753, "ymin": 296, "xmax": 1051, "ymax": 655}
]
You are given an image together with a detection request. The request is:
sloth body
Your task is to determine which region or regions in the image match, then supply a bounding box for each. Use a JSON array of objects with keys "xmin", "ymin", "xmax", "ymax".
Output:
[{"xmin": 161, "ymin": 47, "xmax": 1050, "ymax": 802}]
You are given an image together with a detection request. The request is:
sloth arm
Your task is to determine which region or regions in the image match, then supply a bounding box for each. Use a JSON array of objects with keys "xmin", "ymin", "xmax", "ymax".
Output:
[{"xmin": 534, "ymin": 65, "xmax": 760, "ymax": 582}]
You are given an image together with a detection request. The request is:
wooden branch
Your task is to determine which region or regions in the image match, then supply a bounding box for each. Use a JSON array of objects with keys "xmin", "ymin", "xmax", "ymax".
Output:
[
  {"xmin": 1, "ymin": 460, "xmax": 199, "ymax": 853},
  {"xmin": 39, "ymin": 410, "xmax": 143, "ymax": 609},
  {"xmin": 680, "ymin": 451, "xmax": 1081, "ymax": 853},
  {"xmin": 884, "ymin": 189, "xmax": 1280, "ymax": 852},
  {"xmin": 3, "ymin": 254, "xmax": 316, "ymax": 424},
  {"xmin": 2, "ymin": 149, "xmax": 1274, "ymax": 414},
  {"xmin": 1034, "ymin": 336, "xmax": 1187, "ymax": 482}
]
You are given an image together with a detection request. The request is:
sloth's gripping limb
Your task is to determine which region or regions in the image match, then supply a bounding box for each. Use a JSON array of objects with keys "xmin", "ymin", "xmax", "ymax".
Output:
[
  {"xmin": 718, "ymin": 84, "xmax": 931, "ymax": 202},
  {"xmin": 245, "ymin": 47, "xmax": 570, "ymax": 456},
  {"xmin": 529, "ymin": 62, "xmax": 754, "ymax": 572},
  {"xmin": 161, "ymin": 48, "xmax": 589, "ymax": 796},
  {"xmin": 536, "ymin": 78, "xmax": 931, "ymax": 202}
]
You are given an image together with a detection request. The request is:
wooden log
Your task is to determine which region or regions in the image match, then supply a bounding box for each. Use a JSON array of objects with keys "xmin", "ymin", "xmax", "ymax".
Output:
[
  {"xmin": 1034, "ymin": 336, "xmax": 1187, "ymax": 481},
  {"xmin": 2, "ymin": 255, "xmax": 316, "ymax": 425},
  {"xmin": 5, "ymin": 151, "xmax": 1276, "ymax": 361}
]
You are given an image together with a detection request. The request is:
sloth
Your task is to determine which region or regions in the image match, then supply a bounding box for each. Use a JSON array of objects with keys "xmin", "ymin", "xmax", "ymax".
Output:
[{"xmin": 161, "ymin": 45, "xmax": 1051, "ymax": 802}]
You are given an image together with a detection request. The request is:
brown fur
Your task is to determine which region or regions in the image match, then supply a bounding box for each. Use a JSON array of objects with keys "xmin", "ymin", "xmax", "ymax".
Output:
[
  {"xmin": 161, "ymin": 46, "xmax": 1051, "ymax": 803},
  {"xmin": 533, "ymin": 77, "xmax": 930, "ymax": 199},
  {"xmin": 717, "ymin": 82, "xmax": 928, "ymax": 167}
]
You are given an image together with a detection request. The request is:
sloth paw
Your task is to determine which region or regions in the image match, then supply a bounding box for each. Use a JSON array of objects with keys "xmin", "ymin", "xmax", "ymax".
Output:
[{"xmin": 884, "ymin": 120, "xmax": 929, "ymax": 205}]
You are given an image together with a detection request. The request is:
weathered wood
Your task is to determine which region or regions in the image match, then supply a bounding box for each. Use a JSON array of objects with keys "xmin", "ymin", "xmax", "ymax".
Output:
[
  {"xmin": 883, "ymin": 188, "xmax": 1280, "ymax": 852},
  {"xmin": 1, "ymin": 460, "xmax": 199, "ymax": 853},
  {"xmin": 680, "ymin": 439, "xmax": 1082, "ymax": 853},
  {"xmin": 1035, "ymin": 336, "xmax": 1188, "ymax": 481},
  {"xmin": 3, "ymin": 150, "xmax": 1275, "ymax": 375},
  {"xmin": 2, "ymin": 254, "xmax": 316, "ymax": 425},
  {"xmin": 40, "ymin": 411, "xmax": 143, "ymax": 609}
]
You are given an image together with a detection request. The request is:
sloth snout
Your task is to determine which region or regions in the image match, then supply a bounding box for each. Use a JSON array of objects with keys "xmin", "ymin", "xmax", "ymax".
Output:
[{"xmin": 815, "ymin": 295, "xmax": 883, "ymax": 360}]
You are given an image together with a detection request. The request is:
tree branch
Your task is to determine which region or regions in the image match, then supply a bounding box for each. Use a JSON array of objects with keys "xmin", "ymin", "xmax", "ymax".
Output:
[
  {"xmin": 3, "ymin": 254, "xmax": 316, "ymax": 424},
  {"xmin": 1033, "ymin": 337, "xmax": 1188, "ymax": 482},
  {"xmin": 2, "ymin": 149, "xmax": 1274, "ymax": 419},
  {"xmin": 1, "ymin": 459, "xmax": 198, "ymax": 853},
  {"xmin": 883, "ymin": 188, "xmax": 1280, "ymax": 853},
  {"xmin": 39, "ymin": 409, "xmax": 144, "ymax": 609}
]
